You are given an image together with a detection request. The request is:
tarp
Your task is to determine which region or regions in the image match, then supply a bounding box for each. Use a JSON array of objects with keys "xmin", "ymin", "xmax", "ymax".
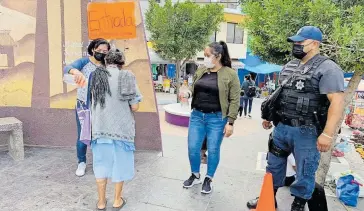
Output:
[
  {"xmin": 344, "ymin": 72, "xmax": 364, "ymax": 79},
  {"xmin": 240, "ymin": 52, "xmax": 283, "ymax": 74},
  {"xmin": 241, "ymin": 53, "xmax": 262, "ymax": 67},
  {"xmin": 244, "ymin": 63, "xmax": 282, "ymax": 74}
]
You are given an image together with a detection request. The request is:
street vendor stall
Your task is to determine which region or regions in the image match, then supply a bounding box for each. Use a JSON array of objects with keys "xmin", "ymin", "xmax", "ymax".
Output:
[
  {"xmin": 239, "ymin": 52, "xmax": 282, "ymax": 98},
  {"xmin": 345, "ymin": 80, "xmax": 364, "ymax": 129}
]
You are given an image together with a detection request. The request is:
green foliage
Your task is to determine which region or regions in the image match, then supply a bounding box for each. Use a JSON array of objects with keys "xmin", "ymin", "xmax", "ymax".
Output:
[
  {"xmin": 145, "ymin": 0, "xmax": 224, "ymax": 62},
  {"xmin": 241, "ymin": 0, "xmax": 364, "ymax": 72},
  {"xmin": 332, "ymin": 0, "xmax": 364, "ymax": 8}
]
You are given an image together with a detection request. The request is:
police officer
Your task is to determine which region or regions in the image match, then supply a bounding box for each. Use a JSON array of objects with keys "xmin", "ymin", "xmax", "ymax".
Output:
[{"xmin": 247, "ymin": 26, "xmax": 345, "ymax": 211}]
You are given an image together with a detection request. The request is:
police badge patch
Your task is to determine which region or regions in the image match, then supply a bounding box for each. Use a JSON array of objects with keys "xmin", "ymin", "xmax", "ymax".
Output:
[{"xmin": 295, "ymin": 80, "xmax": 305, "ymax": 90}]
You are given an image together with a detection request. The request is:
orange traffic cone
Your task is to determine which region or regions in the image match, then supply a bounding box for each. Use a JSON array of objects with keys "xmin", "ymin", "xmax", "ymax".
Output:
[{"xmin": 251, "ymin": 173, "xmax": 276, "ymax": 211}]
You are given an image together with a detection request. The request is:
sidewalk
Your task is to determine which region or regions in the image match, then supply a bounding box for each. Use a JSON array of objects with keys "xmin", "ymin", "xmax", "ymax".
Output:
[{"xmin": 0, "ymin": 100, "xmax": 363, "ymax": 210}]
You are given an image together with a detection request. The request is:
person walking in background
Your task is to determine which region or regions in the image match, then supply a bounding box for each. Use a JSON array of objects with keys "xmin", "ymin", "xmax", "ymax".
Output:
[
  {"xmin": 241, "ymin": 75, "xmax": 255, "ymax": 118},
  {"xmin": 238, "ymin": 90, "xmax": 245, "ymax": 118},
  {"xmin": 63, "ymin": 38, "xmax": 110, "ymax": 177},
  {"xmin": 89, "ymin": 49, "xmax": 142, "ymax": 210},
  {"xmin": 183, "ymin": 41, "xmax": 240, "ymax": 194}
]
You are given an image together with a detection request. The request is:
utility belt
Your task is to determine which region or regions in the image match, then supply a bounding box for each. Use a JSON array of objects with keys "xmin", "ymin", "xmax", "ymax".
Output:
[
  {"xmin": 280, "ymin": 118, "xmax": 315, "ymax": 127},
  {"xmin": 277, "ymin": 111, "xmax": 325, "ymax": 133}
]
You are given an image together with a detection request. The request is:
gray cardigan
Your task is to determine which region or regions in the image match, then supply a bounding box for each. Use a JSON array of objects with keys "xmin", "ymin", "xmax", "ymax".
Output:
[{"xmin": 91, "ymin": 67, "xmax": 142, "ymax": 142}]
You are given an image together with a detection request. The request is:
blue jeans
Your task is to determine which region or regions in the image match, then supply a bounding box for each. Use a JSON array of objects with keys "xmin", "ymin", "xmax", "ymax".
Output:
[
  {"xmin": 76, "ymin": 101, "xmax": 87, "ymax": 163},
  {"xmin": 188, "ymin": 110, "xmax": 227, "ymax": 178},
  {"xmin": 243, "ymin": 96, "xmax": 253, "ymax": 116},
  {"xmin": 267, "ymin": 123, "xmax": 320, "ymax": 199}
]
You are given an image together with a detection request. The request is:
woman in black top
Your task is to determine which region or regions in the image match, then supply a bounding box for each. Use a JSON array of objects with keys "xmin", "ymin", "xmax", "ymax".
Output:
[{"xmin": 182, "ymin": 41, "xmax": 240, "ymax": 194}]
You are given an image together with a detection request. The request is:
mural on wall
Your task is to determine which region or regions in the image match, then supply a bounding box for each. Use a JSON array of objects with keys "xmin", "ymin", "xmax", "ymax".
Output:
[
  {"xmin": 0, "ymin": 0, "xmax": 36, "ymax": 107},
  {"xmin": 0, "ymin": 0, "xmax": 162, "ymax": 150},
  {"xmin": 0, "ymin": 0, "xmax": 156, "ymax": 112}
]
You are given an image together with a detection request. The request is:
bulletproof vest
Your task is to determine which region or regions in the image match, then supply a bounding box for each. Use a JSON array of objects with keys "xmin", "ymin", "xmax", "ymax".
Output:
[{"xmin": 276, "ymin": 55, "xmax": 330, "ymax": 127}]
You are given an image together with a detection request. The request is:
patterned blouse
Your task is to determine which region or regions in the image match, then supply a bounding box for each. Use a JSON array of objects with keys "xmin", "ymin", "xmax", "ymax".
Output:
[{"xmin": 63, "ymin": 57, "xmax": 98, "ymax": 102}]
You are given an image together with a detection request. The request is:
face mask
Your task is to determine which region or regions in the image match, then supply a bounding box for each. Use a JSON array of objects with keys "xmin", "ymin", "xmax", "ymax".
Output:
[
  {"xmin": 94, "ymin": 52, "xmax": 106, "ymax": 62},
  {"xmin": 204, "ymin": 56, "xmax": 215, "ymax": 68},
  {"xmin": 292, "ymin": 41, "xmax": 314, "ymax": 60}
]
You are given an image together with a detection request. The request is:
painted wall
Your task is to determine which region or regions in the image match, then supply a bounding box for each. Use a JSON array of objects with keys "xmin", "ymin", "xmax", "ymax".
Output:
[{"xmin": 0, "ymin": 0, "xmax": 162, "ymax": 150}]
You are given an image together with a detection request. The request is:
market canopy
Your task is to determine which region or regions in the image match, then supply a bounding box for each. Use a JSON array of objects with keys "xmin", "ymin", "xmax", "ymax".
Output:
[
  {"xmin": 244, "ymin": 63, "xmax": 283, "ymax": 74},
  {"xmin": 240, "ymin": 52, "xmax": 283, "ymax": 74}
]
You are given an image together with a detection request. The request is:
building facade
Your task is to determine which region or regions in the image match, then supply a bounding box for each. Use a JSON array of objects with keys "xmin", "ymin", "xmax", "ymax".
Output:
[{"xmin": 140, "ymin": 0, "xmax": 247, "ymax": 70}]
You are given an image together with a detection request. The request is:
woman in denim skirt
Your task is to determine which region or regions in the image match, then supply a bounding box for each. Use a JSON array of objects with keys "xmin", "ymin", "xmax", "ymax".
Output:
[{"xmin": 89, "ymin": 49, "xmax": 142, "ymax": 210}]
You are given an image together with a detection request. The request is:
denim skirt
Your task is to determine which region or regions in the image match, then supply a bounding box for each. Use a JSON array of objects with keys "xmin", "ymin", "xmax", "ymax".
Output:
[{"xmin": 91, "ymin": 138, "xmax": 135, "ymax": 182}]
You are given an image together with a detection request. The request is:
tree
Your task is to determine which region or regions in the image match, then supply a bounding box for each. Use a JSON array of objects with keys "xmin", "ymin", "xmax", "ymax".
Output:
[
  {"xmin": 145, "ymin": 0, "xmax": 224, "ymax": 100},
  {"xmin": 240, "ymin": 0, "xmax": 364, "ymax": 185}
]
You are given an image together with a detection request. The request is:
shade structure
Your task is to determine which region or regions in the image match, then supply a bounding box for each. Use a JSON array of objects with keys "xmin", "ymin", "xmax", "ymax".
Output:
[
  {"xmin": 240, "ymin": 52, "xmax": 283, "ymax": 74},
  {"xmin": 244, "ymin": 63, "xmax": 283, "ymax": 74}
]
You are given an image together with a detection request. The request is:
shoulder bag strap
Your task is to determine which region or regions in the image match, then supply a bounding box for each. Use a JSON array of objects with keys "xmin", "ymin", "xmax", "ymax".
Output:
[{"xmin": 86, "ymin": 73, "xmax": 93, "ymax": 109}]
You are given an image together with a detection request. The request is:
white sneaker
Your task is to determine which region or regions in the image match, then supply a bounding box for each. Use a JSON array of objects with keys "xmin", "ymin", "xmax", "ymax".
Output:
[{"xmin": 75, "ymin": 162, "xmax": 86, "ymax": 177}]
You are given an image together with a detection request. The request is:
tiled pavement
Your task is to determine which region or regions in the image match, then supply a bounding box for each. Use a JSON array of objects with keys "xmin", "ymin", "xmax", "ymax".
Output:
[{"xmin": 0, "ymin": 99, "xmax": 363, "ymax": 210}]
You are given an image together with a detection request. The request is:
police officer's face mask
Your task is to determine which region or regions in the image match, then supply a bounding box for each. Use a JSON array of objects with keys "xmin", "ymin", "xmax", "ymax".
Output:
[{"xmin": 292, "ymin": 41, "xmax": 314, "ymax": 60}]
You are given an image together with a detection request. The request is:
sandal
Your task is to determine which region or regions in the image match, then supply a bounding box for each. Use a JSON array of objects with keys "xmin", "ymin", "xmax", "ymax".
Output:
[
  {"xmin": 113, "ymin": 197, "xmax": 127, "ymax": 210},
  {"xmin": 96, "ymin": 200, "xmax": 107, "ymax": 210}
]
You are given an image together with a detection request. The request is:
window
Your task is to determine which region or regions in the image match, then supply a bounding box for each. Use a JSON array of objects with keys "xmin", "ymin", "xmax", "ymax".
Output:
[
  {"xmin": 209, "ymin": 31, "xmax": 217, "ymax": 42},
  {"xmin": 226, "ymin": 23, "xmax": 244, "ymax": 44}
]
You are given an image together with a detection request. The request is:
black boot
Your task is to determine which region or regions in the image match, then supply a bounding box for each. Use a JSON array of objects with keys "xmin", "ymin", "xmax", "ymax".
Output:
[
  {"xmin": 291, "ymin": 196, "xmax": 307, "ymax": 211},
  {"xmin": 246, "ymin": 189, "xmax": 278, "ymax": 209},
  {"xmin": 307, "ymin": 183, "xmax": 328, "ymax": 211}
]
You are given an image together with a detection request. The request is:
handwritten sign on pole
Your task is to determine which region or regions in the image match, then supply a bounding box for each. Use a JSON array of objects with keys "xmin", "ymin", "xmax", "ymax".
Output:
[{"xmin": 87, "ymin": 2, "xmax": 136, "ymax": 40}]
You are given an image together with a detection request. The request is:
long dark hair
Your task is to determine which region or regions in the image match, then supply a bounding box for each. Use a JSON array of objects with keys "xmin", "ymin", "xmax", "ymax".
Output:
[
  {"xmin": 87, "ymin": 38, "xmax": 111, "ymax": 56},
  {"xmin": 208, "ymin": 41, "xmax": 232, "ymax": 68},
  {"xmin": 90, "ymin": 66, "xmax": 111, "ymax": 108},
  {"xmin": 90, "ymin": 49, "xmax": 126, "ymax": 108}
]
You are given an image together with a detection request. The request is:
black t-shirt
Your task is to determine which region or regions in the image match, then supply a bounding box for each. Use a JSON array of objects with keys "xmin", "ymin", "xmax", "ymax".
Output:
[{"xmin": 192, "ymin": 72, "xmax": 221, "ymax": 113}]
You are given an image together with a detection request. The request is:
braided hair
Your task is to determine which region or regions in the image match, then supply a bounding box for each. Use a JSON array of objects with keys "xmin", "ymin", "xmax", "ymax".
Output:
[
  {"xmin": 90, "ymin": 66, "xmax": 111, "ymax": 108},
  {"xmin": 90, "ymin": 49, "xmax": 126, "ymax": 108}
]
